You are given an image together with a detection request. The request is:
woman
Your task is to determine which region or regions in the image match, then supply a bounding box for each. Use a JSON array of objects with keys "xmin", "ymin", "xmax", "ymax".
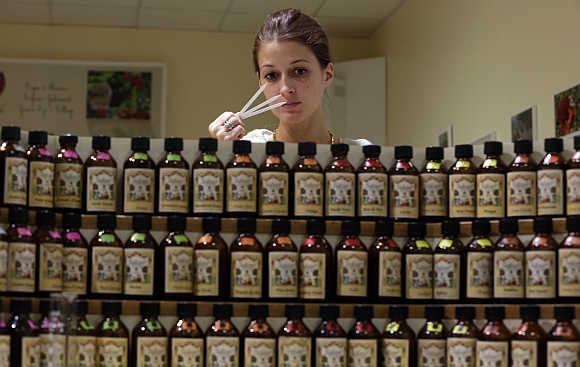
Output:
[{"xmin": 208, "ymin": 8, "xmax": 370, "ymax": 145}]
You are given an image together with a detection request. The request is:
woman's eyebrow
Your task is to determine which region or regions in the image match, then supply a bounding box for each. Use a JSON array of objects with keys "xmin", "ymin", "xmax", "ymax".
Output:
[{"xmin": 290, "ymin": 59, "xmax": 310, "ymax": 64}]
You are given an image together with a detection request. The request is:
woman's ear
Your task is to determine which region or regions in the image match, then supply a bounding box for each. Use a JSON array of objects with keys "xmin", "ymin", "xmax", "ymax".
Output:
[{"xmin": 323, "ymin": 62, "xmax": 334, "ymax": 86}]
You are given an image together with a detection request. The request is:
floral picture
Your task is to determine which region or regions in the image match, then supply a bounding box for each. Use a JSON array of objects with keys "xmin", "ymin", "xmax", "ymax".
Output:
[
  {"xmin": 554, "ymin": 84, "xmax": 580, "ymax": 136},
  {"xmin": 86, "ymin": 71, "xmax": 152, "ymax": 120}
]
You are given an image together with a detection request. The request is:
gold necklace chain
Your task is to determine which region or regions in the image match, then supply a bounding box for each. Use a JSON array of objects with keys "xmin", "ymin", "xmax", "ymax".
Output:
[{"xmin": 273, "ymin": 128, "xmax": 337, "ymax": 144}]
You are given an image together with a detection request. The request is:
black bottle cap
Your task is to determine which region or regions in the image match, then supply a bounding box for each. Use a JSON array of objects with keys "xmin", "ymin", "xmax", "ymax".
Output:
[
  {"xmin": 533, "ymin": 217, "xmax": 552, "ymax": 234},
  {"xmin": 389, "ymin": 306, "xmax": 408, "ymax": 321},
  {"xmin": 425, "ymin": 146, "xmax": 444, "ymax": 161},
  {"xmin": 425, "ymin": 306, "xmax": 444, "ymax": 321},
  {"xmin": 8, "ymin": 206, "xmax": 27, "ymax": 225},
  {"xmin": 354, "ymin": 305, "xmax": 373, "ymax": 320},
  {"xmin": 28, "ymin": 130, "xmax": 48, "ymax": 146},
  {"xmin": 455, "ymin": 306, "xmax": 475, "ymax": 320},
  {"xmin": 484, "ymin": 141, "xmax": 503, "ymax": 155},
  {"xmin": 167, "ymin": 215, "xmax": 186, "ymax": 233},
  {"xmin": 102, "ymin": 301, "xmax": 122, "ymax": 317},
  {"xmin": 341, "ymin": 220, "xmax": 360, "ymax": 236},
  {"xmin": 394, "ymin": 145, "xmax": 413, "ymax": 160},
  {"xmin": 307, "ymin": 219, "xmax": 325, "ymax": 235},
  {"xmin": 36, "ymin": 209, "xmax": 55, "ymax": 227},
  {"xmin": 214, "ymin": 304, "xmax": 233, "ymax": 319},
  {"xmin": 298, "ymin": 142, "xmax": 316, "ymax": 156},
  {"xmin": 131, "ymin": 136, "xmax": 150, "ymax": 152},
  {"xmin": 499, "ymin": 218, "xmax": 519, "ymax": 235},
  {"xmin": 164, "ymin": 137, "xmax": 183, "ymax": 152},
  {"xmin": 363, "ymin": 145, "xmax": 381, "ymax": 156},
  {"xmin": 575, "ymin": 135, "xmax": 580, "ymax": 150},
  {"xmin": 407, "ymin": 222, "xmax": 426, "ymax": 237},
  {"xmin": 320, "ymin": 305, "xmax": 340, "ymax": 321},
  {"xmin": 140, "ymin": 302, "xmax": 160, "ymax": 317},
  {"xmin": 514, "ymin": 140, "xmax": 533, "ymax": 154},
  {"xmin": 442, "ymin": 220, "xmax": 460, "ymax": 237},
  {"xmin": 455, "ymin": 144, "xmax": 473, "ymax": 159},
  {"xmin": 554, "ymin": 306, "xmax": 575, "ymax": 321},
  {"xmin": 177, "ymin": 303, "xmax": 197, "ymax": 319},
  {"xmin": 266, "ymin": 141, "xmax": 284, "ymax": 155},
  {"xmin": 249, "ymin": 305, "xmax": 269, "ymax": 319},
  {"xmin": 39, "ymin": 300, "xmax": 51, "ymax": 316},
  {"xmin": 237, "ymin": 217, "xmax": 256, "ymax": 234},
  {"xmin": 485, "ymin": 306, "xmax": 505, "ymax": 321},
  {"xmin": 375, "ymin": 219, "xmax": 393, "ymax": 237},
  {"xmin": 59, "ymin": 134, "xmax": 78, "ymax": 146},
  {"xmin": 520, "ymin": 305, "xmax": 540, "ymax": 321},
  {"xmin": 544, "ymin": 138, "xmax": 563, "ymax": 153},
  {"xmin": 10, "ymin": 299, "xmax": 31, "ymax": 314},
  {"xmin": 472, "ymin": 219, "xmax": 491, "ymax": 236},
  {"xmin": 271, "ymin": 218, "xmax": 290, "ymax": 235},
  {"xmin": 132, "ymin": 214, "xmax": 151, "ymax": 232},
  {"xmin": 199, "ymin": 137, "xmax": 218, "ymax": 151},
  {"xmin": 97, "ymin": 214, "xmax": 116, "ymax": 231},
  {"xmin": 567, "ymin": 216, "xmax": 580, "ymax": 233},
  {"xmin": 285, "ymin": 304, "xmax": 305, "ymax": 319},
  {"xmin": 233, "ymin": 140, "xmax": 251, "ymax": 154},
  {"xmin": 75, "ymin": 300, "xmax": 88, "ymax": 316},
  {"xmin": 92, "ymin": 135, "xmax": 111, "ymax": 150},
  {"xmin": 1, "ymin": 126, "xmax": 20, "ymax": 141},
  {"xmin": 202, "ymin": 216, "xmax": 221, "ymax": 233},
  {"xmin": 331, "ymin": 143, "xmax": 349, "ymax": 156}
]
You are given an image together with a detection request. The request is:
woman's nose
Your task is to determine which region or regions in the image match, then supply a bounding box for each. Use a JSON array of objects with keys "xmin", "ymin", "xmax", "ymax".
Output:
[{"xmin": 279, "ymin": 77, "xmax": 296, "ymax": 97}]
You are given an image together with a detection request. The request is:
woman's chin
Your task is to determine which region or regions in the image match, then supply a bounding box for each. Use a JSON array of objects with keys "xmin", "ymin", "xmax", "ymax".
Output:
[{"xmin": 275, "ymin": 109, "xmax": 307, "ymax": 124}]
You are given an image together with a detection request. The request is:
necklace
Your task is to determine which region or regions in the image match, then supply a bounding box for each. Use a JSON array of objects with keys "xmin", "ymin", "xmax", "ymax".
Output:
[{"xmin": 273, "ymin": 128, "xmax": 337, "ymax": 144}]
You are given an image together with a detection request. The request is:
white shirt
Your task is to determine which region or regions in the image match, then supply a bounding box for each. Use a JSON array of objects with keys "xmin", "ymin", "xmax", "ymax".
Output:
[{"xmin": 242, "ymin": 129, "xmax": 372, "ymax": 146}]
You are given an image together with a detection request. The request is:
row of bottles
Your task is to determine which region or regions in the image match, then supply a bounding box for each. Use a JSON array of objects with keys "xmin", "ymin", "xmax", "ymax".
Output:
[
  {"xmin": 2, "ymin": 205, "xmax": 578, "ymax": 302},
  {"xmin": 2, "ymin": 125, "xmax": 580, "ymax": 220},
  {"xmin": 2, "ymin": 299, "xmax": 578, "ymax": 367}
]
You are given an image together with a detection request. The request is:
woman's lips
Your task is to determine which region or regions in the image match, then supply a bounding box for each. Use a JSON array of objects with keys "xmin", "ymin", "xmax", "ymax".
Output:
[{"xmin": 282, "ymin": 101, "xmax": 301, "ymax": 108}]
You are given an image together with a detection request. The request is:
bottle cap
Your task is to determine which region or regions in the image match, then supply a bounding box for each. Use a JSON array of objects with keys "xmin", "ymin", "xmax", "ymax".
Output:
[
  {"xmin": 499, "ymin": 218, "xmax": 518, "ymax": 235},
  {"xmin": 249, "ymin": 305, "xmax": 269, "ymax": 319},
  {"xmin": 10, "ymin": 299, "xmax": 31, "ymax": 314},
  {"xmin": 102, "ymin": 301, "xmax": 122, "ymax": 317},
  {"xmin": 455, "ymin": 144, "xmax": 473, "ymax": 159},
  {"xmin": 484, "ymin": 141, "xmax": 503, "ymax": 155},
  {"xmin": 455, "ymin": 306, "xmax": 475, "ymax": 320},
  {"xmin": 544, "ymin": 138, "xmax": 563, "ymax": 153},
  {"xmin": 330, "ymin": 143, "xmax": 349, "ymax": 155},
  {"xmin": 320, "ymin": 305, "xmax": 340, "ymax": 321},
  {"xmin": 213, "ymin": 304, "xmax": 233, "ymax": 319},
  {"xmin": 75, "ymin": 300, "xmax": 89, "ymax": 316},
  {"xmin": 39, "ymin": 300, "xmax": 51, "ymax": 316},
  {"xmin": 266, "ymin": 141, "xmax": 284, "ymax": 155},
  {"xmin": 407, "ymin": 222, "xmax": 426, "ymax": 237},
  {"xmin": 442, "ymin": 220, "xmax": 460, "ymax": 237},
  {"xmin": 132, "ymin": 214, "xmax": 151, "ymax": 232},
  {"xmin": 375, "ymin": 220, "xmax": 393, "ymax": 237},
  {"xmin": 341, "ymin": 220, "xmax": 360, "ymax": 236},
  {"xmin": 92, "ymin": 135, "xmax": 111, "ymax": 150},
  {"xmin": 36, "ymin": 209, "xmax": 55, "ymax": 227},
  {"xmin": 237, "ymin": 217, "xmax": 256, "ymax": 234},
  {"xmin": 533, "ymin": 217, "xmax": 552, "ymax": 234},
  {"xmin": 472, "ymin": 219, "xmax": 491, "ymax": 236},
  {"xmin": 389, "ymin": 306, "xmax": 408, "ymax": 321},
  {"xmin": 140, "ymin": 302, "xmax": 160, "ymax": 317},
  {"xmin": 271, "ymin": 218, "xmax": 290, "ymax": 235},
  {"xmin": 298, "ymin": 142, "xmax": 316, "ymax": 156},
  {"xmin": 520, "ymin": 305, "xmax": 540, "ymax": 321},
  {"xmin": 62, "ymin": 212, "xmax": 82, "ymax": 229},
  {"xmin": 199, "ymin": 137, "xmax": 218, "ymax": 151},
  {"xmin": 394, "ymin": 145, "xmax": 413, "ymax": 160},
  {"xmin": 425, "ymin": 146, "xmax": 444, "ymax": 161},
  {"xmin": 202, "ymin": 216, "xmax": 221, "ymax": 233},
  {"xmin": 177, "ymin": 303, "xmax": 197, "ymax": 319},
  {"xmin": 164, "ymin": 137, "xmax": 183, "ymax": 152},
  {"xmin": 285, "ymin": 304, "xmax": 305, "ymax": 319},
  {"xmin": 363, "ymin": 145, "xmax": 381, "ymax": 156},
  {"xmin": 553, "ymin": 306, "xmax": 575, "ymax": 321},
  {"xmin": 1, "ymin": 126, "xmax": 20, "ymax": 141},
  {"xmin": 425, "ymin": 306, "xmax": 444, "ymax": 321},
  {"xmin": 167, "ymin": 215, "xmax": 187, "ymax": 232},
  {"xmin": 131, "ymin": 136, "xmax": 150, "ymax": 152},
  {"xmin": 233, "ymin": 140, "xmax": 251, "ymax": 154},
  {"xmin": 307, "ymin": 219, "xmax": 325, "ymax": 235},
  {"xmin": 8, "ymin": 206, "xmax": 27, "ymax": 225},
  {"xmin": 97, "ymin": 214, "xmax": 116, "ymax": 231},
  {"xmin": 514, "ymin": 140, "xmax": 532, "ymax": 154},
  {"xmin": 28, "ymin": 130, "xmax": 48, "ymax": 146},
  {"xmin": 567, "ymin": 216, "xmax": 580, "ymax": 233},
  {"xmin": 485, "ymin": 306, "xmax": 505, "ymax": 321},
  {"xmin": 575, "ymin": 135, "xmax": 580, "ymax": 151},
  {"xmin": 354, "ymin": 306, "xmax": 373, "ymax": 320}
]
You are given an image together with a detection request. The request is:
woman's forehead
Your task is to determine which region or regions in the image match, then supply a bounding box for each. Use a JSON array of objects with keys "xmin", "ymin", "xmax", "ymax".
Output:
[{"xmin": 258, "ymin": 40, "xmax": 317, "ymax": 68}]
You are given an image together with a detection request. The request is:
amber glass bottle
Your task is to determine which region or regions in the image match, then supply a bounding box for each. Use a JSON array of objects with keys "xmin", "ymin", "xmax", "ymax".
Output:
[
  {"xmin": 8, "ymin": 299, "xmax": 38, "ymax": 367},
  {"xmin": 264, "ymin": 218, "xmax": 298, "ymax": 300},
  {"xmin": 476, "ymin": 141, "xmax": 506, "ymax": 218},
  {"xmin": 335, "ymin": 220, "xmax": 368, "ymax": 300},
  {"xmin": 160, "ymin": 215, "xmax": 193, "ymax": 298},
  {"xmin": 241, "ymin": 305, "xmax": 276, "ymax": 367},
  {"xmin": 89, "ymin": 214, "xmax": 123, "ymax": 297},
  {"xmin": 449, "ymin": 144, "xmax": 476, "ymax": 220},
  {"xmin": 6, "ymin": 206, "xmax": 35, "ymax": 295},
  {"xmin": 537, "ymin": 138, "xmax": 566, "ymax": 217},
  {"xmin": 325, "ymin": 143, "xmax": 356, "ymax": 219},
  {"xmin": 192, "ymin": 137, "xmax": 224, "ymax": 216},
  {"xmin": 559, "ymin": 216, "xmax": 580, "ymax": 299},
  {"xmin": 494, "ymin": 218, "xmax": 524, "ymax": 301},
  {"xmin": 299, "ymin": 219, "xmax": 334, "ymax": 301},
  {"xmin": 226, "ymin": 140, "xmax": 257, "ymax": 217},
  {"xmin": 447, "ymin": 306, "xmax": 478, "ymax": 367},
  {"xmin": 96, "ymin": 301, "xmax": 129, "ymax": 366},
  {"xmin": 27, "ymin": 130, "xmax": 54, "ymax": 209},
  {"xmin": 546, "ymin": 306, "xmax": 580, "ymax": 367},
  {"xmin": 61, "ymin": 212, "xmax": 88, "ymax": 295},
  {"xmin": 417, "ymin": 306, "xmax": 447, "ymax": 367},
  {"xmin": 389, "ymin": 145, "xmax": 419, "ymax": 221},
  {"xmin": 169, "ymin": 303, "xmax": 204, "ymax": 367},
  {"xmin": 259, "ymin": 141, "xmax": 289, "ymax": 217},
  {"xmin": 526, "ymin": 217, "xmax": 557, "ymax": 300},
  {"xmin": 476, "ymin": 307, "xmax": 510, "ymax": 367},
  {"xmin": 420, "ymin": 146, "xmax": 448, "ymax": 222},
  {"xmin": 0, "ymin": 224, "xmax": 7, "ymax": 295},
  {"xmin": 131, "ymin": 302, "xmax": 167, "ymax": 367},
  {"xmin": 0, "ymin": 126, "xmax": 28, "ymax": 207},
  {"xmin": 157, "ymin": 137, "xmax": 189, "ymax": 215},
  {"xmin": 84, "ymin": 135, "xmax": 117, "ymax": 213},
  {"xmin": 348, "ymin": 306, "xmax": 381, "ymax": 367},
  {"xmin": 54, "ymin": 134, "xmax": 83, "ymax": 212},
  {"xmin": 357, "ymin": 144, "xmax": 388, "ymax": 219},
  {"xmin": 511, "ymin": 305, "xmax": 547, "ymax": 367},
  {"xmin": 124, "ymin": 214, "xmax": 157, "ymax": 298},
  {"xmin": 567, "ymin": 135, "xmax": 580, "ymax": 215},
  {"xmin": 194, "ymin": 216, "xmax": 229, "ymax": 298},
  {"xmin": 292, "ymin": 142, "xmax": 324, "ymax": 218},
  {"xmin": 315, "ymin": 305, "xmax": 347, "ymax": 367},
  {"xmin": 230, "ymin": 218, "xmax": 263, "ymax": 299},
  {"xmin": 278, "ymin": 305, "xmax": 312, "ymax": 367},
  {"xmin": 368, "ymin": 219, "xmax": 401, "ymax": 302},
  {"xmin": 433, "ymin": 219, "xmax": 464, "ymax": 301},
  {"xmin": 123, "ymin": 136, "xmax": 155, "ymax": 214},
  {"xmin": 382, "ymin": 306, "xmax": 416, "ymax": 367},
  {"xmin": 465, "ymin": 219, "xmax": 493, "ymax": 301},
  {"xmin": 68, "ymin": 300, "xmax": 97, "ymax": 367},
  {"xmin": 37, "ymin": 299, "xmax": 66, "ymax": 367},
  {"xmin": 403, "ymin": 222, "xmax": 433, "ymax": 301},
  {"xmin": 507, "ymin": 140, "xmax": 537, "ymax": 218},
  {"xmin": 33, "ymin": 209, "xmax": 63, "ymax": 296},
  {"xmin": 206, "ymin": 304, "xmax": 240, "ymax": 367}
]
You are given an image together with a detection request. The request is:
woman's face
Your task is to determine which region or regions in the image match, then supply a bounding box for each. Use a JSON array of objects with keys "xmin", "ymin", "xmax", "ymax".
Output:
[{"xmin": 257, "ymin": 40, "xmax": 334, "ymax": 125}]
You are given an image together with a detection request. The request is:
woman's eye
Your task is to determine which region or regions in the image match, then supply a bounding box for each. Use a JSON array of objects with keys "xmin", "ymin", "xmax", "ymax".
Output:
[
  {"xmin": 264, "ymin": 72, "xmax": 278, "ymax": 81},
  {"xmin": 294, "ymin": 67, "xmax": 308, "ymax": 76}
]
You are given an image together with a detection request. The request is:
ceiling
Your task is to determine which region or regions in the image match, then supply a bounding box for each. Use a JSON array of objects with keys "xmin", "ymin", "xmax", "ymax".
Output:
[{"xmin": 0, "ymin": 0, "xmax": 404, "ymax": 38}]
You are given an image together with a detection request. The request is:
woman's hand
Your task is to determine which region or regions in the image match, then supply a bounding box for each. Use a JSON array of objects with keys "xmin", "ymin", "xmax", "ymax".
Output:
[{"xmin": 208, "ymin": 112, "xmax": 246, "ymax": 141}]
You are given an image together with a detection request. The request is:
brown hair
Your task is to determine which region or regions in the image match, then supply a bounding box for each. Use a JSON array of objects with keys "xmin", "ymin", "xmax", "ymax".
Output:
[{"xmin": 253, "ymin": 8, "xmax": 332, "ymax": 73}]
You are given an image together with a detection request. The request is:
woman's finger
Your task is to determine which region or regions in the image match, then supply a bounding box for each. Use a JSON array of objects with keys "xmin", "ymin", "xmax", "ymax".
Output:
[{"xmin": 223, "ymin": 125, "xmax": 245, "ymax": 141}]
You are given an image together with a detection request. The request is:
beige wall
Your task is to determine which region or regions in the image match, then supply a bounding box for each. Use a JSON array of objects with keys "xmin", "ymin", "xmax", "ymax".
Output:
[
  {"xmin": 371, "ymin": 0, "xmax": 580, "ymax": 147},
  {"xmin": 0, "ymin": 23, "xmax": 373, "ymax": 138}
]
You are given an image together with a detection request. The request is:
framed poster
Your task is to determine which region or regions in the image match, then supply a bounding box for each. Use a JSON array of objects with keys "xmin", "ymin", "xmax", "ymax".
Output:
[
  {"xmin": 554, "ymin": 83, "xmax": 580, "ymax": 137},
  {"xmin": 511, "ymin": 106, "xmax": 537, "ymax": 142}
]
